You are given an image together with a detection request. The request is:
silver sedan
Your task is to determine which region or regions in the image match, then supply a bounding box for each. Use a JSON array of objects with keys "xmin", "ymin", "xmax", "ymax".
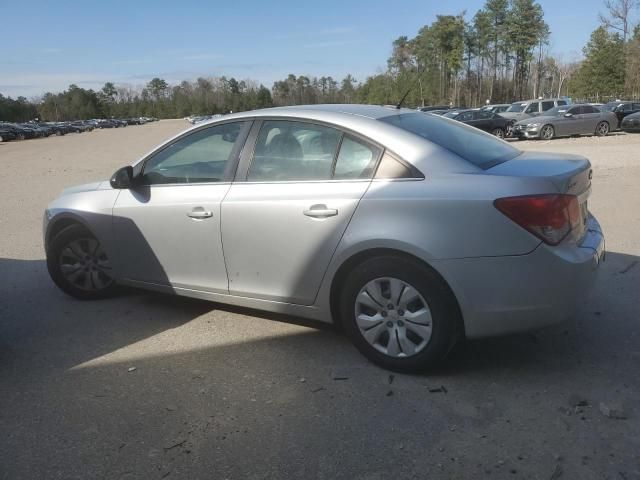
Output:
[
  {"xmin": 513, "ymin": 104, "xmax": 618, "ymax": 140},
  {"xmin": 44, "ymin": 105, "xmax": 605, "ymax": 371}
]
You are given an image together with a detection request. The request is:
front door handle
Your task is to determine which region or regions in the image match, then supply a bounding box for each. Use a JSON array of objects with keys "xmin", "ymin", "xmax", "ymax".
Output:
[
  {"xmin": 187, "ymin": 208, "xmax": 213, "ymax": 219},
  {"xmin": 303, "ymin": 204, "xmax": 338, "ymax": 218}
]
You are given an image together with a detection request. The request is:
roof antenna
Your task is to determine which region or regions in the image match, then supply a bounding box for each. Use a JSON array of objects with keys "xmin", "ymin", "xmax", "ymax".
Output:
[{"xmin": 396, "ymin": 63, "xmax": 428, "ymax": 109}]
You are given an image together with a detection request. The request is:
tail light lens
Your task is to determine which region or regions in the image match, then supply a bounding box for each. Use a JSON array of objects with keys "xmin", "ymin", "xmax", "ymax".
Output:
[{"xmin": 494, "ymin": 194, "xmax": 581, "ymax": 245}]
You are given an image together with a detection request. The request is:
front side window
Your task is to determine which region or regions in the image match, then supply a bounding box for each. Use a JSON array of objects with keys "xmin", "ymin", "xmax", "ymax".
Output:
[
  {"xmin": 247, "ymin": 121, "xmax": 341, "ymax": 181},
  {"xmin": 568, "ymin": 107, "xmax": 581, "ymax": 115},
  {"xmin": 541, "ymin": 101, "xmax": 555, "ymax": 111},
  {"xmin": 143, "ymin": 122, "xmax": 246, "ymax": 184},
  {"xmin": 525, "ymin": 103, "xmax": 539, "ymax": 114}
]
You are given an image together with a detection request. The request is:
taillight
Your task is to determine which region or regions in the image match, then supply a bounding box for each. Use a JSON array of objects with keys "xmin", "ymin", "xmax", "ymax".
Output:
[{"xmin": 494, "ymin": 194, "xmax": 581, "ymax": 245}]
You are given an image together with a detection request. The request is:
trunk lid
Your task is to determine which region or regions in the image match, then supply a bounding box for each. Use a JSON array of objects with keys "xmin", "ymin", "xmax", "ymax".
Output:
[{"xmin": 487, "ymin": 151, "xmax": 592, "ymax": 196}]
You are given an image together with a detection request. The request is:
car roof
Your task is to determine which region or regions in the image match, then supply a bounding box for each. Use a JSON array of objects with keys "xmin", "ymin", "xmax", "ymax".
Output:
[{"xmin": 231, "ymin": 104, "xmax": 417, "ymax": 120}]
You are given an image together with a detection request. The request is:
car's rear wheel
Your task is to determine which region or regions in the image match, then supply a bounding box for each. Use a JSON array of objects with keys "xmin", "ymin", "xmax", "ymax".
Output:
[
  {"xmin": 47, "ymin": 224, "xmax": 118, "ymax": 300},
  {"xmin": 541, "ymin": 125, "xmax": 555, "ymax": 140},
  {"xmin": 596, "ymin": 121, "xmax": 609, "ymax": 137},
  {"xmin": 491, "ymin": 127, "xmax": 505, "ymax": 139},
  {"xmin": 339, "ymin": 255, "xmax": 459, "ymax": 372}
]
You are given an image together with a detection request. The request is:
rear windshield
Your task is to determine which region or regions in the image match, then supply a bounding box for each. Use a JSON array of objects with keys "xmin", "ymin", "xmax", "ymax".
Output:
[{"xmin": 379, "ymin": 113, "xmax": 520, "ymax": 169}]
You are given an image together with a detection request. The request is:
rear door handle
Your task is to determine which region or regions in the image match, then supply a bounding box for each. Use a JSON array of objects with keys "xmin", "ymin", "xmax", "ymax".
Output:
[
  {"xmin": 304, "ymin": 204, "xmax": 338, "ymax": 218},
  {"xmin": 187, "ymin": 208, "xmax": 213, "ymax": 219}
]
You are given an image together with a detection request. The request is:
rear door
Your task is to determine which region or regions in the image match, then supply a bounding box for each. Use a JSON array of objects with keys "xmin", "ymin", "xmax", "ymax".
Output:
[
  {"xmin": 580, "ymin": 105, "xmax": 601, "ymax": 134},
  {"xmin": 221, "ymin": 119, "xmax": 382, "ymax": 305}
]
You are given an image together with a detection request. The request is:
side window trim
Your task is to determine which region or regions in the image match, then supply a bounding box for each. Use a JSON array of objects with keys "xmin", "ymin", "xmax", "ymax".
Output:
[{"xmin": 138, "ymin": 120, "xmax": 252, "ymax": 186}]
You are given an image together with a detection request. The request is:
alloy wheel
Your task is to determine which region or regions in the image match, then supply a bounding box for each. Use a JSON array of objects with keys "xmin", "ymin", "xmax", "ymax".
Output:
[
  {"xmin": 354, "ymin": 277, "xmax": 433, "ymax": 358},
  {"xmin": 58, "ymin": 238, "xmax": 114, "ymax": 291},
  {"xmin": 597, "ymin": 122, "xmax": 609, "ymax": 136},
  {"xmin": 541, "ymin": 125, "xmax": 554, "ymax": 140}
]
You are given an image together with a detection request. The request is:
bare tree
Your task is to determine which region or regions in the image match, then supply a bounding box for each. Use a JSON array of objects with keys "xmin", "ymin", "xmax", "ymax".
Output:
[
  {"xmin": 599, "ymin": 0, "xmax": 639, "ymax": 42},
  {"xmin": 555, "ymin": 56, "xmax": 580, "ymax": 97}
]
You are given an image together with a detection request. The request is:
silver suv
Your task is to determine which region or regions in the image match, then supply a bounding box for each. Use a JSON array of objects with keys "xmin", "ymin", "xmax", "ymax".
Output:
[{"xmin": 501, "ymin": 98, "xmax": 570, "ymax": 123}]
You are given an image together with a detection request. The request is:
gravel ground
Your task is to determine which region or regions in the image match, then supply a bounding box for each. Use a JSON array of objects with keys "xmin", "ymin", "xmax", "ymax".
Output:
[{"xmin": 1, "ymin": 121, "xmax": 639, "ymax": 479}]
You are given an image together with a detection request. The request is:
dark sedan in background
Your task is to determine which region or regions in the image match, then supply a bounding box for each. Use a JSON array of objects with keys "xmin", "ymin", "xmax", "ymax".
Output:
[
  {"xmin": 621, "ymin": 111, "xmax": 640, "ymax": 133},
  {"xmin": 601, "ymin": 101, "xmax": 640, "ymax": 128},
  {"xmin": 443, "ymin": 109, "xmax": 510, "ymax": 138}
]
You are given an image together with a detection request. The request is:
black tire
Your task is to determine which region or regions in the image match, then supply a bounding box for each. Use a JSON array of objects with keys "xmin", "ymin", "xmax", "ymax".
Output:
[
  {"xmin": 595, "ymin": 121, "xmax": 609, "ymax": 137},
  {"xmin": 339, "ymin": 255, "xmax": 461, "ymax": 372},
  {"xmin": 46, "ymin": 224, "xmax": 119, "ymax": 300},
  {"xmin": 491, "ymin": 127, "xmax": 505, "ymax": 139},
  {"xmin": 540, "ymin": 124, "xmax": 555, "ymax": 140}
]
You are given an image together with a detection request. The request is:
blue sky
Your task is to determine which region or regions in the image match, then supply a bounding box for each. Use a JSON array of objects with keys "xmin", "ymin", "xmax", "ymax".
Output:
[{"xmin": 0, "ymin": 0, "xmax": 622, "ymax": 98}]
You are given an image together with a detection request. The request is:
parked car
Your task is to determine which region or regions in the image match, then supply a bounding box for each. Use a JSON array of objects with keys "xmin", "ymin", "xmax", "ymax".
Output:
[
  {"xmin": 600, "ymin": 101, "xmax": 640, "ymax": 128},
  {"xmin": 43, "ymin": 104, "xmax": 604, "ymax": 371},
  {"xmin": 621, "ymin": 111, "xmax": 640, "ymax": 133},
  {"xmin": 0, "ymin": 126, "xmax": 18, "ymax": 142},
  {"xmin": 443, "ymin": 109, "xmax": 511, "ymax": 138},
  {"xmin": 500, "ymin": 98, "xmax": 570, "ymax": 123},
  {"xmin": 513, "ymin": 104, "xmax": 617, "ymax": 140},
  {"xmin": 0, "ymin": 122, "xmax": 37, "ymax": 140},
  {"xmin": 480, "ymin": 104, "xmax": 511, "ymax": 114}
]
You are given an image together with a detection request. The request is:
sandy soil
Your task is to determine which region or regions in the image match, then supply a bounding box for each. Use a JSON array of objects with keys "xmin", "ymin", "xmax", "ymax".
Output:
[{"xmin": 1, "ymin": 121, "xmax": 639, "ymax": 479}]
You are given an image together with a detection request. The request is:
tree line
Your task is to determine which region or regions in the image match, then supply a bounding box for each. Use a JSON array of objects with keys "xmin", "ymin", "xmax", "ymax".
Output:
[{"xmin": 2, "ymin": 0, "xmax": 639, "ymax": 122}]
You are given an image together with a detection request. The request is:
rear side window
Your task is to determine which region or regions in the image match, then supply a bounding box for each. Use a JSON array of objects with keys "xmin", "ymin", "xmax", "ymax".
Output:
[
  {"xmin": 379, "ymin": 113, "xmax": 520, "ymax": 169},
  {"xmin": 247, "ymin": 121, "xmax": 341, "ymax": 181},
  {"xmin": 333, "ymin": 136, "xmax": 380, "ymax": 180}
]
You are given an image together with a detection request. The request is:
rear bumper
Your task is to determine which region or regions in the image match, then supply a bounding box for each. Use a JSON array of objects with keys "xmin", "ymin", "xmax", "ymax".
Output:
[{"xmin": 433, "ymin": 215, "xmax": 605, "ymax": 338}]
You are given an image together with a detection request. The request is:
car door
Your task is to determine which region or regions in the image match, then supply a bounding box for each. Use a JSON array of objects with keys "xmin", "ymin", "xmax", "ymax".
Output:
[
  {"xmin": 221, "ymin": 119, "xmax": 382, "ymax": 305},
  {"xmin": 580, "ymin": 105, "xmax": 600, "ymax": 134},
  {"xmin": 556, "ymin": 106, "xmax": 581, "ymax": 136},
  {"xmin": 473, "ymin": 111, "xmax": 494, "ymax": 132},
  {"xmin": 112, "ymin": 120, "xmax": 251, "ymax": 292}
]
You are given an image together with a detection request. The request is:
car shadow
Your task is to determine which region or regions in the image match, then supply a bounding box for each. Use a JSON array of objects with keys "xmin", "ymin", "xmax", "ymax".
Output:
[{"xmin": 1, "ymin": 251, "xmax": 639, "ymax": 478}]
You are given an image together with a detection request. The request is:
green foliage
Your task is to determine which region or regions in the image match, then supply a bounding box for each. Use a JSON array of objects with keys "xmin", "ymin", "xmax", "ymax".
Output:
[{"xmin": 570, "ymin": 26, "xmax": 625, "ymax": 97}]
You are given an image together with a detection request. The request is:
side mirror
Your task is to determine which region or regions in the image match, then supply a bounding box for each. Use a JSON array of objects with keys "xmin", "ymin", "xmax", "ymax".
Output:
[
  {"xmin": 110, "ymin": 165, "xmax": 135, "ymax": 189},
  {"xmin": 564, "ymin": 113, "xmax": 573, "ymax": 118}
]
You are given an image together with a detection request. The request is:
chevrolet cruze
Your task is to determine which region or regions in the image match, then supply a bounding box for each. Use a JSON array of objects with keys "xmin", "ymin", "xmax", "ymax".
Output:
[{"xmin": 44, "ymin": 105, "xmax": 605, "ymax": 371}]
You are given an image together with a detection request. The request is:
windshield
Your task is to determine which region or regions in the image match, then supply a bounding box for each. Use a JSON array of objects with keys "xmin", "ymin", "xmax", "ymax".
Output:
[
  {"xmin": 379, "ymin": 113, "xmax": 520, "ymax": 169},
  {"xmin": 507, "ymin": 103, "xmax": 527, "ymax": 112}
]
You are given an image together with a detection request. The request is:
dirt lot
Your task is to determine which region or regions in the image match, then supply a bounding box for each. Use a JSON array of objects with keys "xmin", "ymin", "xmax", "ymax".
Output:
[{"xmin": 1, "ymin": 121, "xmax": 639, "ymax": 479}]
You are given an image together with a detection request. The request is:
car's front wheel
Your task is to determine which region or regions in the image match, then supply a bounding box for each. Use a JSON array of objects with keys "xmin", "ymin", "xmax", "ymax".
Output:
[
  {"xmin": 47, "ymin": 224, "xmax": 118, "ymax": 300},
  {"xmin": 596, "ymin": 121, "xmax": 610, "ymax": 137},
  {"xmin": 339, "ymin": 255, "xmax": 459, "ymax": 372},
  {"xmin": 540, "ymin": 125, "xmax": 555, "ymax": 140}
]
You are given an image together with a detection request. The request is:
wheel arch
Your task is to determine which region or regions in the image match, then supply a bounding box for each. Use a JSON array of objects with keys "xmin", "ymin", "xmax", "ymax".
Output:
[
  {"xmin": 45, "ymin": 213, "xmax": 97, "ymax": 252},
  {"xmin": 328, "ymin": 247, "xmax": 466, "ymax": 339}
]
